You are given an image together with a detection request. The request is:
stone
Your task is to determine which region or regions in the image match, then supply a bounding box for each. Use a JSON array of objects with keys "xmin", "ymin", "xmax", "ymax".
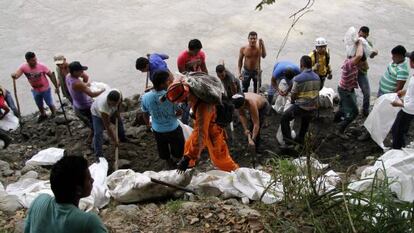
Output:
[
  {"xmin": 118, "ymin": 159, "xmax": 132, "ymax": 169},
  {"xmin": 181, "ymin": 202, "xmax": 201, "ymax": 211},
  {"xmin": 20, "ymin": 171, "xmax": 39, "ymax": 180},
  {"xmin": 190, "ymin": 217, "xmax": 199, "ymax": 225},
  {"xmin": 0, "ymin": 160, "xmax": 14, "ymax": 177},
  {"xmin": 0, "ymin": 193, "xmax": 23, "ymax": 214},
  {"xmin": 115, "ymin": 204, "xmax": 139, "ymax": 215},
  {"xmin": 237, "ymin": 207, "xmax": 261, "ymax": 217}
]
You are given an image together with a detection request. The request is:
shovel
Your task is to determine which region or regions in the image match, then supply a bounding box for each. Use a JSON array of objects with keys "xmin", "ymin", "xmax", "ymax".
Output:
[
  {"xmin": 114, "ymin": 118, "xmax": 119, "ymax": 171},
  {"xmin": 12, "ymin": 78, "xmax": 29, "ymax": 139}
]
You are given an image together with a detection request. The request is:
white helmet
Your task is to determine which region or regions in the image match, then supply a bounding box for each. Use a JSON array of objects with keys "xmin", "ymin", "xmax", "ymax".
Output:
[{"xmin": 315, "ymin": 37, "xmax": 328, "ymax": 47}]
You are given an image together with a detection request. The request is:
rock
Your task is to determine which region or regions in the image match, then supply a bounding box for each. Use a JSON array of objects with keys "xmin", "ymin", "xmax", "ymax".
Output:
[
  {"xmin": 20, "ymin": 171, "xmax": 39, "ymax": 180},
  {"xmin": 355, "ymin": 165, "xmax": 371, "ymax": 178},
  {"xmin": 115, "ymin": 204, "xmax": 139, "ymax": 215},
  {"xmin": 126, "ymin": 125, "xmax": 147, "ymax": 138},
  {"xmin": 0, "ymin": 160, "xmax": 14, "ymax": 177},
  {"xmin": 0, "ymin": 193, "xmax": 23, "ymax": 214},
  {"xmin": 237, "ymin": 207, "xmax": 261, "ymax": 217},
  {"xmin": 190, "ymin": 217, "xmax": 199, "ymax": 225},
  {"xmin": 13, "ymin": 219, "xmax": 25, "ymax": 233},
  {"xmin": 118, "ymin": 159, "xmax": 131, "ymax": 169},
  {"xmin": 181, "ymin": 202, "xmax": 201, "ymax": 211}
]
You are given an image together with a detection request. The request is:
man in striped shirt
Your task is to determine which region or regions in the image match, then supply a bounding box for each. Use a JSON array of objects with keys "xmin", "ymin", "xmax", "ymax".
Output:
[
  {"xmin": 280, "ymin": 55, "xmax": 320, "ymax": 145},
  {"xmin": 335, "ymin": 40, "xmax": 364, "ymax": 139},
  {"xmin": 378, "ymin": 45, "xmax": 409, "ymax": 96}
]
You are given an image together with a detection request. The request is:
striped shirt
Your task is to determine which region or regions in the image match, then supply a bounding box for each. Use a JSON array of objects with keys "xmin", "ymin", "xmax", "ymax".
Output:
[
  {"xmin": 291, "ymin": 69, "xmax": 320, "ymax": 110},
  {"xmin": 379, "ymin": 59, "xmax": 409, "ymax": 94},
  {"xmin": 339, "ymin": 59, "xmax": 358, "ymax": 91}
]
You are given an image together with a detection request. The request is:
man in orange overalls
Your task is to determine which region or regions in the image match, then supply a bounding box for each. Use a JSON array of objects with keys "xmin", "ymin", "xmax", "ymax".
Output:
[{"xmin": 166, "ymin": 81, "xmax": 239, "ymax": 172}]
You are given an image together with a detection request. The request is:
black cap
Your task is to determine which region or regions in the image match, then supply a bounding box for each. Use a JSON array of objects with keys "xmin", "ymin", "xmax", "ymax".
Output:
[
  {"xmin": 406, "ymin": 51, "xmax": 414, "ymax": 61},
  {"xmin": 69, "ymin": 61, "xmax": 88, "ymax": 73}
]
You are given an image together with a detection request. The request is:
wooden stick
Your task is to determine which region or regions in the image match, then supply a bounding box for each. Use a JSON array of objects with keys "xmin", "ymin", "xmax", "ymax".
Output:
[
  {"xmin": 56, "ymin": 89, "xmax": 72, "ymax": 136},
  {"xmin": 12, "ymin": 78, "xmax": 21, "ymax": 117},
  {"xmin": 150, "ymin": 178, "xmax": 196, "ymax": 194},
  {"xmin": 114, "ymin": 118, "xmax": 119, "ymax": 170}
]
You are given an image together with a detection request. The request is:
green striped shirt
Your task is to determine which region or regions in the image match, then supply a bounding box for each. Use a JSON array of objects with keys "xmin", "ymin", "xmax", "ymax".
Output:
[{"xmin": 379, "ymin": 59, "xmax": 410, "ymax": 94}]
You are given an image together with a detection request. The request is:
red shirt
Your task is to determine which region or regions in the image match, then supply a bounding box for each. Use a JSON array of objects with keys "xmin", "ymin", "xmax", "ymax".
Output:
[
  {"xmin": 0, "ymin": 95, "xmax": 6, "ymax": 109},
  {"xmin": 19, "ymin": 62, "xmax": 50, "ymax": 92},
  {"xmin": 339, "ymin": 59, "xmax": 359, "ymax": 91},
  {"xmin": 177, "ymin": 50, "xmax": 206, "ymax": 72}
]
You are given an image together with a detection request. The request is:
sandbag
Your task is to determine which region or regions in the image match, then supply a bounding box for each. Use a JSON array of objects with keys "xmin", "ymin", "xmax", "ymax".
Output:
[
  {"xmin": 89, "ymin": 82, "xmax": 110, "ymax": 94},
  {"xmin": 107, "ymin": 169, "xmax": 193, "ymax": 203},
  {"xmin": 349, "ymin": 149, "xmax": 414, "ymax": 202},
  {"xmin": 364, "ymin": 93, "xmax": 400, "ymax": 149},
  {"xmin": 185, "ymin": 72, "xmax": 225, "ymax": 104},
  {"xmin": 25, "ymin": 148, "xmax": 65, "ymax": 166},
  {"xmin": 0, "ymin": 111, "xmax": 19, "ymax": 131},
  {"xmin": 319, "ymin": 87, "xmax": 335, "ymax": 109},
  {"xmin": 344, "ymin": 26, "xmax": 375, "ymax": 57}
]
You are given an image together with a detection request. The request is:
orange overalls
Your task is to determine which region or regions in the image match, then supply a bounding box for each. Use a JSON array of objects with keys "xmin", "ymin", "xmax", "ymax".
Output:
[{"xmin": 184, "ymin": 101, "xmax": 239, "ymax": 172}]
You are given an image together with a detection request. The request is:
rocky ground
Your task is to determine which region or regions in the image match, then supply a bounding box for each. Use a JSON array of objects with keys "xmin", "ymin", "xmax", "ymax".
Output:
[{"xmin": 0, "ymin": 94, "xmax": 411, "ymax": 232}]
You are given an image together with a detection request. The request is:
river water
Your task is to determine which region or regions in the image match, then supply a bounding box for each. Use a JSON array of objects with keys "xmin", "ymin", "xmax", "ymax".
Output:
[{"xmin": 0, "ymin": 0, "xmax": 413, "ymax": 114}]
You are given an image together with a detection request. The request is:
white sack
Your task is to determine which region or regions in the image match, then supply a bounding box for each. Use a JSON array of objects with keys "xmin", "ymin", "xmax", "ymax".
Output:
[
  {"xmin": 0, "ymin": 111, "xmax": 19, "ymax": 131},
  {"xmin": 364, "ymin": 93, "xmax": 400, "ymax": 149},
  {"xmin": 26, "ymin": 148, "xmax": 65, "ymax": 166},
  {"xmin": 107, "ymin": 169, "xmax": 193, "ymax": 203},
  {"xmin": 89, "ymin": 82, "xmax": 110, "ymax": 94},
  {"xmin": 6, "ymin": 178, "xmax": 52, "ymax": 208},
  {"xmin": 276, "ymin": 124, "xmax": 296, "ymax": 146},
  {"xmin": 319, "ymin": 87, "xmax": 335, "ymax": 109},
  {"xmin": 178, "ymin": 120, "xmax": 193, "ymax": 140},
  {"xmin": 292, "ymin": 157, "xmax": 329, "ymax": 171},
  {"xmin": 349, "ymin": 149, "xmax": 414, "ymax": 202},
  {"xmin": 344, "ymin": 26, "xmax": 375, "ymax": 57}
]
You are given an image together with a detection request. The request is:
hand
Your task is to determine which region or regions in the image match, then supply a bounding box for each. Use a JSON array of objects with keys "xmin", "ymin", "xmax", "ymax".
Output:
[
  {"xmin": 370, "ymin": 50, "xmax": 378, "ymax": 59},
  {"xmin": 86, "ymin": 83, "xmax": 91, "ymax": 87},
  {"xmin": 239, "ymin": 74, "xmax": 244, "ymax": 81},
  {"xmin": 244, "ymin": 130, "xmax": 251, "ymax": 136},
  {"xmin": 11, "ymin": 73, "xmax": 17, "ymax": 79},
  {"xmin": 327, "ymin": 74, "xmax": 333, "ymax": 80},
  {"xmin": 397, "ymin": 90, "xmax": 405, "ymax": 98},
  {"xmin": 248, "ymin": 137, "xmax": 255, "ymax": 147},
  {"xmin": 177, "ymin": 156, "xmax": 190, "ymax": 174},
  {"xmin": 391, "ymin": 100, "xmax": 403, "ymax": 107},
  {"xmin": 259, "ymin": 38, "xmax": 264, "ymax": 46}
]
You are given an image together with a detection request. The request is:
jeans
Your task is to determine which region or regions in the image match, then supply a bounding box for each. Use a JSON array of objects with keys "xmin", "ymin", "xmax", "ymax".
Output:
[
  {"xmin": 75, "ymin": 107, "xmax": 93, "ymax": 129},
  {"xmin": 357, "ymin": 71, "xmax": 370, "ymax": 114},
  {"xmin": 92, "ymin": 115, "xmax": 126, "ymax": 157},
  {"xmin": 391, "ymin": 110, "xmax": 414, "ymax": 149},
  {"xmin": 242, "ymin": 69, "xmax": 258, "ymax": 93},
  {"xmin": 281, "ymin": 104, "xmax": 314, "ymax": 142},
  {"xmin": 31, "ymin": 88, "xmax": 55, "ymax": 110},
  {"xmin": 4, "ymin": 91, "xmax": 19, "ymax": 116},
  {"xmin": 337, "ymin": 87, "xmax": 358, "ymax": 132},
  {"xmin": 153, "ymin": 126, "xmax": 185, "ymax": 160}
]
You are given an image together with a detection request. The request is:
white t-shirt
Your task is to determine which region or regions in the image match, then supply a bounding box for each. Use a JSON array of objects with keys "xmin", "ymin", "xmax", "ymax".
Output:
[
  {"xmin": 403, "ymin": 76, "xmax": 414, "ymax": 115},
  {"xmin": 91, "ymin": 89, "xmax": 120, "ymax": 117}
]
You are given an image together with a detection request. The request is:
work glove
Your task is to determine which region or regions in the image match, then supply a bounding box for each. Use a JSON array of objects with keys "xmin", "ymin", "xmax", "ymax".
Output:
[{"xmin": 177, "ymin": 156, "xmax": 190, "ymax": 174}]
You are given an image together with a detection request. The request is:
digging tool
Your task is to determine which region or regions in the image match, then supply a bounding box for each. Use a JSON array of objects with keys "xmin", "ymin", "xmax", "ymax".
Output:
[
  {"xmin": 150, "ymin": 178, "xmax": 196, "ymax": 194},
  {"xmin": 114, "ymin": 117, "xmax": 119, "ymax": 171},
  {"xmin": 248, "ymin": 135, "xmax": 257, "ymax": 168},
  {"xmin": 256, "ymin": 40, "xmax": 263, "ymax": 94},
  {"xmin": 56, "ymin": 87, "xmax": 72, "ymax": 136},
  {"xmin": 12, "ymin": 78, "xmax": 29, "ymax": 139}
]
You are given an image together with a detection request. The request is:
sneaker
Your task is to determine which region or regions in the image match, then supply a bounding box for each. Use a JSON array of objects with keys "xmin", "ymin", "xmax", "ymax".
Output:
[
  {"xmin": 37, "ymin": 115, "xmax": 48, "ymax": 123},
  {"xmin": 358, "ymin": 132, "xmax": 371, "ymax": 141}
]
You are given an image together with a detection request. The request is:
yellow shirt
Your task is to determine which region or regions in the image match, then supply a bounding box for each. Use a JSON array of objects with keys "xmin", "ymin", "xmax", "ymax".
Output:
[{"xmin": 309, "ymin": 50, "xmax": 331, "ymax": 77}]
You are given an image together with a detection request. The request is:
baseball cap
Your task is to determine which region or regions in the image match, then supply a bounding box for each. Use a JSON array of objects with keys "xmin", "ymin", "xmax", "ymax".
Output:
[
  {"xmin": 406, "ymin": 51, "xmax": 414, "ymax": 61},
  {"xmin": 69, "ymin": 61, "xmax": 88, "ymax": 73},
  {"xmin": 54, "ymin": 55, "xmax": 66, "ymax": 65}
]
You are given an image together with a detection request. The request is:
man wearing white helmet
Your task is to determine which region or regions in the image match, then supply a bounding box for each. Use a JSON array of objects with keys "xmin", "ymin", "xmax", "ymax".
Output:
[{"xmin": 309, "ymin": 37, "xmax": 332, "ymax": 90}]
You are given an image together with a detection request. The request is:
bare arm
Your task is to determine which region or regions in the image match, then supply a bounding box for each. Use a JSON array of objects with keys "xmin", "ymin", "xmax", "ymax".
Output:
[
  {"xmin": 351, "ymin": 41, "xmax": 364, "ymax": 65},
  {"xmin": 143, "ymin": 112, "xmax": 151, "ymax": 128},
  {"xmin": 249, "ymin": 104, "xmax": 260, "ymax": 141},
  {"xmin": 11, "ymin": 69, "xmax": 24, "ymax": 80},
  {"xmin": 81, "ymin": 72, "xmax": 90, "ymax": 83},
  {"xmin": 237, "ymin": 47, "xmax": 245, "ymax": 78},
  {"xmin": 0, "ymin": 105, "xmax": 10, "ymax": 119},
  {"xmin": 47, "ymin": 71, "xmax": 60, "ymax": 90},
  {"xmin": 238, "ymin": 108, "xmax": 250, "ymax": 137},
  {"xmin": 396, "ymin": 81, "xmax": 406, "ymax": 93},
  {"xmin": 73, "ymin": 81, "xmax": 105, "ymax": 98},
  {"xmin": 259, "ymin": 39, "xmax": 266, "ymax": 58},
  {"xmin": 201, "ymin": 62, "xmax": 208, "ymax": 74}
]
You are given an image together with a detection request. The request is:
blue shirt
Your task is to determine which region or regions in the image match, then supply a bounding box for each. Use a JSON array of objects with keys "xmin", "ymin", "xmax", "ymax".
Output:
[
  {"xmin": 272, "ymin": 61, "xmax": 300, "ymax": 81},
  {"xmin": 149, "ymin": 53, "xmax": 169, "ymax": 82},
  {"xmin": 141, "ymin": 90, "xmax": 179, "ymax": 133}
]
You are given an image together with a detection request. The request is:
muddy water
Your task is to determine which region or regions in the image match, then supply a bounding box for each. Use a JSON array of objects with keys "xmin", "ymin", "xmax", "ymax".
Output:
[{"xmin": 0, "ymin": 0, "xmax": 413, "ymax": 114}]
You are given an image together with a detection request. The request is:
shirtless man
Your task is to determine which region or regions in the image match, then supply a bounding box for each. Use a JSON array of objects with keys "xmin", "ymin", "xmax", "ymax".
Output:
[
  {"xmin": 232, "ymin": 92, "xmax": 270, "ymax": 152},
  {"xmin": 238, "ymin": 31, "xmax": 267, "ymax": 93}
]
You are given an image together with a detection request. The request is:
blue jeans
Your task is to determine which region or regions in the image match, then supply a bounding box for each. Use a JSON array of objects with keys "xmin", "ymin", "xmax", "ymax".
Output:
[
  {"xmin": 357, "ymin": 71, "xmax": 370, "ymax": 114},
  {"xmin": 336, "ymin": 87, "xmax": 358, "ymax": 132},
  {"xmin": 242, "ymin": 69, "xmax": 259, "ymax": 93},
  {"xmin": 31, "ymin": 88, "xmax": 55, "ymax": 110},
  {"xmin": 92, "ymin": 115, "xmax": 126, "ymax": 157},
  {"xmin": 4, "ymin": 91, "xmax": 18, "ymax": 116}
]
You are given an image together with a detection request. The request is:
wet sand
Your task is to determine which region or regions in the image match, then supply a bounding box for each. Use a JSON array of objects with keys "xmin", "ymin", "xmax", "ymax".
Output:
[{"xmin": 0, "ymin": 0, "xmax": 413, "ymax": 114}]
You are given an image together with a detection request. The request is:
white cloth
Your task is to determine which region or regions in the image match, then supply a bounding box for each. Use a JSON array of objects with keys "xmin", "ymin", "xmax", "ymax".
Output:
[
  {"xmin": 91, "ymin": 89, "xmax": 120, "ymax": 117},
  {"xmin": 403, "ymin": 76, "xmax": 414, "ymax": 115}
]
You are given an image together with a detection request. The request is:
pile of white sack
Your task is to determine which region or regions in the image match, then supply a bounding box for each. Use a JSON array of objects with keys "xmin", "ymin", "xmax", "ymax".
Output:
[{"xmin": 0, "ymin": 111, "xmax": 20, "ymax": 148}]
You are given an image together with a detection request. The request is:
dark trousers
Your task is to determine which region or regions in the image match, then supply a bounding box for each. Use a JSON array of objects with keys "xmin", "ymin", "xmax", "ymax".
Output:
[
  {"xmin": 242, "ymin": 69, "xmax": 258, "ymax": 93},
  {"xmin": 336, "ymin": 87, "xmax": 358, "ymax": 132},
  {"xmin": 281, "ymin": 104, "xmax": 313, "ymax": 142},
  {"xmin": 391, "ymin": 110, "xmax": 414, "ymax": 149},
  {"xmin": 153, "ymin": 126, "xmax": 185, "ymax": 160},
  {"xmin": 74, "ymin": 107, "xmax": 93, "ymax": 129}
]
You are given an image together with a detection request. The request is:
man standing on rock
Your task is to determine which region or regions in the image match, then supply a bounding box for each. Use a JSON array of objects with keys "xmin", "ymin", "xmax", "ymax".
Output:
[
  {"xmin": 135, "ymin": 53, "xmax": 174, "ymax": 85},
  {"xmin": 357, "ymin": 26, "xmax": 378, "ymax": 116},
  {"xmin": 268, "ymin": 61, "xmax": 300, "ymax": 104},
  {"xmin": 166, "ymin": 81, "xmax": 239, "ymax": 172},
  {"xmin": 54, "ymin": 55, "xmax": 90, "ymax": 103},
  {"xmin": 232, "ymin": 93, "xmax": 270, "ymax": 152},
  {"xmin": 25, "ymin": 155, "xmax": 108, "ymax": 232},
  {"xmin": 238, "ymin": 31, "xmax": 267, "ymax": 93},
  {"xmin": 335, "ymin": 40, "xmax": 364, "ymax": 139},
  {"xmin": 177, "ymin": 39, "xmax": 208, "ymax": 74},
  {"xmin": 11, "ymin": 52, "xmax": 60, "ymax": 122},
  {"xmin": 91, "ymin": 89, "xmax": 127, "ymax": 158},
  {"xmin": 141, "ymin": 71, "xmax": 184, "ymax": 168},
  {"xmin": 66, "ymin": 61, "xmax": 105, "ymax": 143},
  {"xmin": 390, "ymin": 51, "xmax": 414, "ymax": 149},
  {"xmin": 280, "ymin": 56, "xmax": 320, "ymax": 145}
]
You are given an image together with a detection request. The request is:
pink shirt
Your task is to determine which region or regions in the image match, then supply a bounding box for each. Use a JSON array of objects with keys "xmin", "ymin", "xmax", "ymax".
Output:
[
  {"xmin": 339, "ymin": 59, "xmax": 359, "ymax": 91},
  {"xmin": 19, "ymin": 62, "xmax": 50, "ymax": 92},
  {"xmin": 177, "ymin": 50, "xmax": 206, "ymax": 72}
]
